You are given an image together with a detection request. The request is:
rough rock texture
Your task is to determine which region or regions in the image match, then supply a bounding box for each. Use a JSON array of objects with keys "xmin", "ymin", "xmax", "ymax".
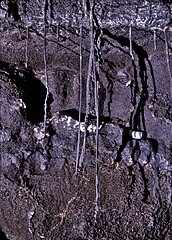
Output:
[{"xmin": 0, "ymin": 0, "xmax": 172, "ymax": 239}]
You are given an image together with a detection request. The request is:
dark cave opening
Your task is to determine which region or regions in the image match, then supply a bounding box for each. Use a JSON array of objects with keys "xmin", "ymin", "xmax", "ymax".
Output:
[
  {"xmin": 0, "ymin": 60, "xmax": 53, "ymax": 125},
  {"xmin": 0, "ymin": 228, "xmax": 10, "ymax": 240},
  {"xmin": 7, "ymin": 0, "xmax": 20, "ymax": 21}
]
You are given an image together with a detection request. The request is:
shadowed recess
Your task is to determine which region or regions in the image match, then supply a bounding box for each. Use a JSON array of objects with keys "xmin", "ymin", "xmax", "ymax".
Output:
[
  {"xmin": 0, "ymin": 60, "xmax": 53, "ymax": 124},
  {"xmin": 59, "ymin": 108, "xmax": 111, "ymax": 126},
  {"xmin": 7, "ymin": 0, "xmax": 20, "ymax": 21},
  {"xmin": 0, "ymin": 228, "xmax": 10, "ymax": 240}
]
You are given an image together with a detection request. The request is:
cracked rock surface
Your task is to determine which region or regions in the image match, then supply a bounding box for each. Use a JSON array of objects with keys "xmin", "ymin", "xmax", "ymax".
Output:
[{"xmin": 0, "ymin": 0, "xmax": 172, "ymax": 239}]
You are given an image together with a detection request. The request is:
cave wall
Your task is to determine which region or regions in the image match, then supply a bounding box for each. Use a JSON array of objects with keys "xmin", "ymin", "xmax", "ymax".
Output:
[{"xmin": 0, "ymin": 1, "xmax": 172, "ymax": 239}]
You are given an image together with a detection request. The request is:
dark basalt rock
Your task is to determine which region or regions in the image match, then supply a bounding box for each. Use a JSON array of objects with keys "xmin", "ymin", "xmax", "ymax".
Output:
[{"xmin": 0, "ymin": 0, "xmax": 172, "ymax": 239}]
